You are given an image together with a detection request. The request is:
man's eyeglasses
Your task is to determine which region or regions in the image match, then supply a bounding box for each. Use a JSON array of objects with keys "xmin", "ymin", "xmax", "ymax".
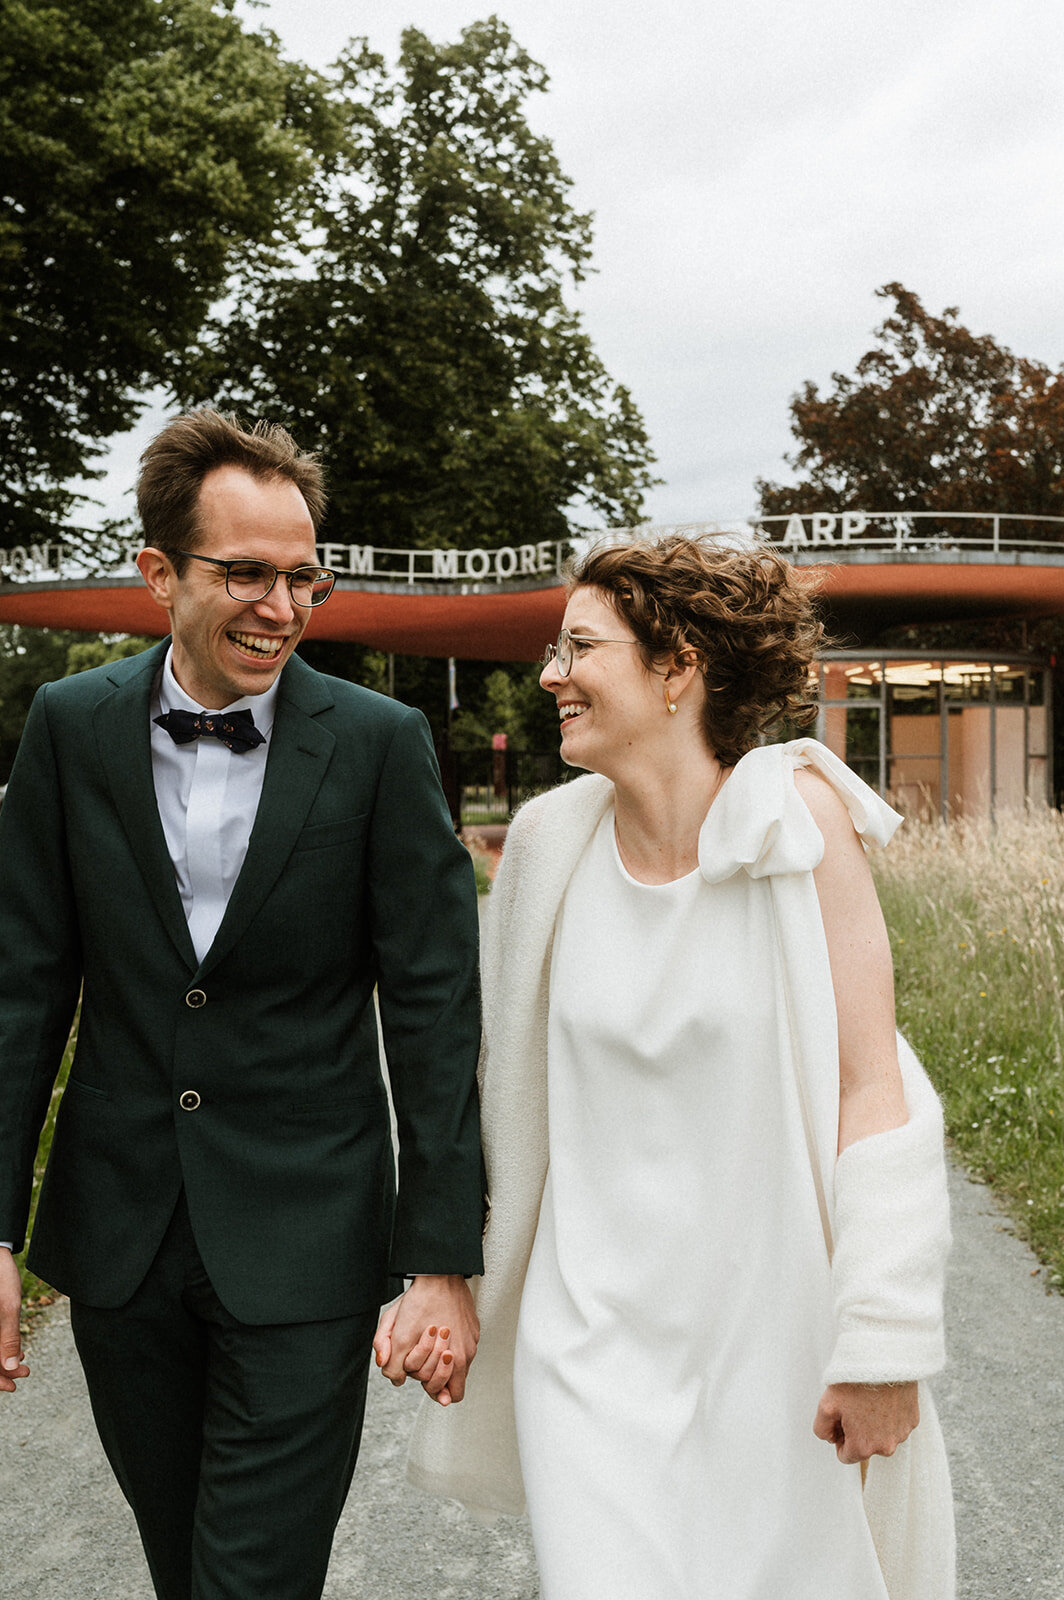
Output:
[
  {"xmin": 176, "ymin": 550, "xmax": 337, "ymax": 608},
  {"xmin": 541, "ymin": 628, "xmax": 639, "ymax": 678}
]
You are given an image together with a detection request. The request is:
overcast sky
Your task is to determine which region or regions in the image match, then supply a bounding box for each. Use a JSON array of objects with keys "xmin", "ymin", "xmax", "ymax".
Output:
[{"xmin": 94, "ymin": 0, "xmax": 1064, "ymax": 533}]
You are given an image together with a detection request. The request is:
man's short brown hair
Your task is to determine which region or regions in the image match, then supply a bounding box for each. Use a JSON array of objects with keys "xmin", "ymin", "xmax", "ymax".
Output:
[{"xmin": 137, "ymin": 410, "xmax": 326, "ymax": 574}]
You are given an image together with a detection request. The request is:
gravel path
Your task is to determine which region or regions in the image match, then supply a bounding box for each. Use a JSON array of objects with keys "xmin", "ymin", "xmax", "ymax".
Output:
[{"xmin": 2, "ymin": 1160, "xmax": 1062, "ymax": 1599}]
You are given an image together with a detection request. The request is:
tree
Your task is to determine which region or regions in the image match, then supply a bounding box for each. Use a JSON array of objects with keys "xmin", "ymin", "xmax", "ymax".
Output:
[
  {"xmin": 64, "ymin": 636, "xmax": 155, "ymax": 676},
  {"xmin": 452, "ymin": 668, "xmax": 526, "ymax": 750},
  {"xmin": 188, "ymin": 18, "xmax": 657, "ymax": 548},
  {"xmin": 757, "ymin": 283, "xmax": 1064, "ymax": 522},
  {"xmin": 0, "ymin": 627, "xmax": 156, "ymax": 778},
  {"xmin": 0, "ymin": 627, "xmax": 76, "ymax": 779},
  {"xmin": 0, "ymin": 0, "xmax": 338, "ymax": 546},
  {"xmin": 757, "ymin": 283, "xmax": 1064, "ymax": 799}
]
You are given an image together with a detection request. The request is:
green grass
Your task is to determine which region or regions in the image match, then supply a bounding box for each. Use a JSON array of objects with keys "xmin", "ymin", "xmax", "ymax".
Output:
[
  {"xmin": 17, "ymin": 1022, "xmax": 75, "ymax": 1318},
  {"xmin": 871, "ymin": 808, "xmax": 1064, "ymax": 1289}
]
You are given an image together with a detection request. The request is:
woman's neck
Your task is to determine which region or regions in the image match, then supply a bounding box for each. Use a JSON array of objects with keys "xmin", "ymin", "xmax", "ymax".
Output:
[{"xmin": 611, "ymin": 747, "xmax": 730, "ymax": 885}]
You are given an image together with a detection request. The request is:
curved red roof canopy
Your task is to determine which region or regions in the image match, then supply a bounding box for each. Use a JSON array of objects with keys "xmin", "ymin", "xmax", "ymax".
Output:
[
  {"xmin": 0, "ymin": 578, "xmax": 569, "ymax": 660},
  {"xmin": 2, "ymin": 550, "xmax": 1064, "ymax": 658}
]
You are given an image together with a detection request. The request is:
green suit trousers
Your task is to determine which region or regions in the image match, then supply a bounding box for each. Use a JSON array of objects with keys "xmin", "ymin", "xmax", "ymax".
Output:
[{"xmin": 70, "ymin": 1192, "xmax": 378, "ymax": 1600}]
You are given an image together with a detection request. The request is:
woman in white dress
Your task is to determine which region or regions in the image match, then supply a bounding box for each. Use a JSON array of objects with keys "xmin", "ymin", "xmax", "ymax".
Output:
[{"xmin": 403, "ymin": 536, "xmax": 954, "ymax": 1600}]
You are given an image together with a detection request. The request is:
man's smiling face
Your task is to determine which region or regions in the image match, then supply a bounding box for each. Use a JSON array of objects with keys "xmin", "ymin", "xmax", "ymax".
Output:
[{"xmin": 138, "ymin": 464, "xmax": 318, "ymax": 709}]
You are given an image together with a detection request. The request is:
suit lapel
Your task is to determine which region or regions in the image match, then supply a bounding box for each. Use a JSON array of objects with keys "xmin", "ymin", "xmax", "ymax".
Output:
[
  {"xmin": 198, "ymin": 655, "xmax": 336, "ymax": 977},
  {"xmin": 93, "ymin": 639, "xmax": 198, "ymax": 969}
]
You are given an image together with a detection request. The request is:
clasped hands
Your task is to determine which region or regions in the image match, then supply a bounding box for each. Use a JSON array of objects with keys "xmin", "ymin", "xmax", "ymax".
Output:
[{"xmin": 373, "ymin": 1274, "xmax": 479, "ymax": 1407}]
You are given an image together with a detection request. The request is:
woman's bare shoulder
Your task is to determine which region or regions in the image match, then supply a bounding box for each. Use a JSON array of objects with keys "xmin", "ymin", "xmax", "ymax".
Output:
[{"xmin": 792, "ymin": 765, "xmax": 864, "ymax": 854}]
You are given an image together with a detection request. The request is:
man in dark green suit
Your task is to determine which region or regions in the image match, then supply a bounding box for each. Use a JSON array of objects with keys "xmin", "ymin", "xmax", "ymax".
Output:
[{"xmin": 0, "ymin": 411, "xmax": 484, "ymax": 1599}]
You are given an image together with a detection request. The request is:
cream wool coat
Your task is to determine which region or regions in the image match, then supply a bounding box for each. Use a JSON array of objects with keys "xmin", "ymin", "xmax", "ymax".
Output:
[{"xmin": 409, "ymin": 739, "xmax": 955, "ymax": 1600}]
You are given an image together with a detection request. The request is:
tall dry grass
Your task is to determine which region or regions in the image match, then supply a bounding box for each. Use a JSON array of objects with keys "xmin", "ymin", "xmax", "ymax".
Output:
[{"xmin": 872, "ymin": 807, "xmax": 1064, "ymax": 1288}]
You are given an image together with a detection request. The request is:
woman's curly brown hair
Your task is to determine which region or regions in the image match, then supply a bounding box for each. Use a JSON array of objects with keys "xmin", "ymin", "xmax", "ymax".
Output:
[{"xmin": 570, "ymin": 535, "xmax": 824, "ymax": 767}]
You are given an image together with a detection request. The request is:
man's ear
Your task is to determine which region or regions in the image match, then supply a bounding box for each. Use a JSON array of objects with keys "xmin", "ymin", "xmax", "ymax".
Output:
[{"xmin": 136, "ymin": 548, "xmax": 177, "ymax": 615}]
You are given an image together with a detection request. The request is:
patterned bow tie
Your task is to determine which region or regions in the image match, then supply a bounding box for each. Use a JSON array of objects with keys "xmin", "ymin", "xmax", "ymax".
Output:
[{"xmin": 154, "ymin": 707, "xmax": 266, "ymax": 755}]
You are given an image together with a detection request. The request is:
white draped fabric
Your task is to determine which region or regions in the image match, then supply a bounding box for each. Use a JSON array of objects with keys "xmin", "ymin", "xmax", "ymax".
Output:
[
  {"xmin": 514, "ymin": 806, "xmax": 886, "ymax": 1597},
  {"xmin": 408, "ymin": 740, "xmax": 954, "ymax": 1600}
]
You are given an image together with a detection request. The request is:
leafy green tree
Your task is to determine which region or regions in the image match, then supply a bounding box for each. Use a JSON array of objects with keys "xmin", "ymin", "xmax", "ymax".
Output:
[
  {"xmin": 189, "ymin": 17, "xmax": 657, "ymax": 549},
  {"xmin": 758, "ymin": 283, "xmax": 1064, "ymax": 522},
  {"xmin": 0, "ymin": 626, "xmax": 76, "ymax": 779},
  {"xmin": 64, "ymin": 636, "xmax": 155, "ymax": 676},
  {"xmin": 0, "ymin": 0, "xmax": 338, "ymax": 546},
  {"xmin": 452, "ymin": 668, "xmax": 522, "ymax": 750},
  {"xmin": 0, "ymin": 628, "xmax": 157, "ymax": 778}
]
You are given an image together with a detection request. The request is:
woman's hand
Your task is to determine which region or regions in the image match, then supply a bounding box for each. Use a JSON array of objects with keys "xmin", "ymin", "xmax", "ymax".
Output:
[
  {"xmin": 813, "ymin": 1381, "xmax": 919, "ymax": 1463},
  {"xmin": 373, "ymin": 1277, "xmax": 480, "ymax": 1405}
]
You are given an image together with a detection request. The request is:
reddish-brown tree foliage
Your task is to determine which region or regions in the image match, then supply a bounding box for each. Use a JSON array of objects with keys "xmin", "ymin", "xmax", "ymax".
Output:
[{"xmin": 757, "ymin": 283, "xmax": 1064, "ymax": 522}]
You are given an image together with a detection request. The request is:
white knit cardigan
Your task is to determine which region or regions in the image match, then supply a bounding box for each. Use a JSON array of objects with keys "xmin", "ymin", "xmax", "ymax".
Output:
[{"xmin": 409, "ymin": 739, "xmax": 955, "ymax": 1599}]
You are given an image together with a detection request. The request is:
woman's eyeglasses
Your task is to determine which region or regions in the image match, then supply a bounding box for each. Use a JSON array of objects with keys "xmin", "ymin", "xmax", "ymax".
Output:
[{"xmin": 541, "ymin": 628, "xmax": 639, "ymax": 678}]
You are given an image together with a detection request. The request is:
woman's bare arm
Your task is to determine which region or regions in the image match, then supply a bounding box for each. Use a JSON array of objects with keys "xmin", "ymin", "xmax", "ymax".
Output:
[
  {"xmin": 795, "ymin": 768, "xmax": 907, "ymax": 1153},
  {"xmin": 795, "ymin": 768, "xmax": 918, "ymax": 1461}
]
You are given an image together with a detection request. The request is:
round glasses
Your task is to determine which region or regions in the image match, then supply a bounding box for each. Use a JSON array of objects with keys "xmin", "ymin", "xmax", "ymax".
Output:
[
  {"xmin": 541, "ymin": 627, "xmax": 639, "ymax": 677},
  {"xmin": 177, "ymin": 550, "xmax": 336, "ymax": 607}
]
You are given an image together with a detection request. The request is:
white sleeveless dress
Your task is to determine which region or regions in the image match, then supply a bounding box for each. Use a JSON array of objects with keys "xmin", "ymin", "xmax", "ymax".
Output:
[{"xmin": 512, "ymin": 806, "xmax": 888, "ymax": 1599}]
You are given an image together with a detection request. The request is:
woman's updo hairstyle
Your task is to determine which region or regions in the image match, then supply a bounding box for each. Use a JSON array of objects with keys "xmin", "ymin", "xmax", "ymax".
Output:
[{"xmin": 569, "ymin": 535, "xmax": 824, "ymax": 767}]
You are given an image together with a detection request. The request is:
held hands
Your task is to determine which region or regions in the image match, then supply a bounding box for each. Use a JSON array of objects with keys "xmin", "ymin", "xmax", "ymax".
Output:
[
  {"xmin": 0, "ymin": 1248, "xmax": 30, "ymax": 1394},
  {"xmin": 813, "ymin": 1381, "xmax": 919, "ymax": 1464},
  {"xmin": 373, "ymin": 1275, "xmax": 479, "ymax": 1407}
]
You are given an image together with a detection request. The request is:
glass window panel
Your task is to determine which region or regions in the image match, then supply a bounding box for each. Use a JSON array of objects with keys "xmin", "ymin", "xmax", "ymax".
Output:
[
  {"xmin": 819, "ymin": 661, "xmax": 882, "ymax": 702},
  {"xmin": 841, "ymin": 705, "xmax": 881, "ymax": 759},
  {"xmin": 882, "ymin": 660, "xmax": 943, "ymax": 690},
  {"xmin": 820, "ymin": 703, "xmax": 880, "ymax": 784},
  {"xmin": 842, "ymin": 662, "xmax": 882, "ymax": 701},
  {"xmin": 888, "ymin": 754, "xmax": 941, "ymax": 819},
  {"xmin": 991, "ymin": 669, "xmax": 1027, "ymax": 703},
  {"xmin": 1027, "ymin": 754, "xmax": 1048, "ymax": 802},
  {"xmin": 889, "ymin": 683, "xmax": 939, "ymax": 715},
  {"xmin": 941, "ymin": 662, "xmax": 992, "ymax": 703}
]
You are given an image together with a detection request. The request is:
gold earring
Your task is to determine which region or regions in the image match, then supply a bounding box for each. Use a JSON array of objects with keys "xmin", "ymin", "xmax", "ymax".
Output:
[{"xmin": 665, "ymin": 690, "xmax": 677, "ymax": 715}]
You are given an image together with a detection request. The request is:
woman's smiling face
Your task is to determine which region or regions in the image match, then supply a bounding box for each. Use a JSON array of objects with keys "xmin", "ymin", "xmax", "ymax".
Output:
[{"xmin": 539, "ymin": 586, "xmax": 662, "ymax": 775}]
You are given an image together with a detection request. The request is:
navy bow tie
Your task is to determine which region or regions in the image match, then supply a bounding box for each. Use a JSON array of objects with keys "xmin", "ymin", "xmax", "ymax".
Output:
[{"xmin": 154, "ymin": 707, "xmax": 266, "ymax": 755}]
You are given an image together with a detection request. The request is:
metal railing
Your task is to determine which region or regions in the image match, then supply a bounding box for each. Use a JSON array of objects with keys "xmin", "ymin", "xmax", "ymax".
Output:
[
  {"xmin": 754, "ymin": 510, "xmax": 1064, "ymax": 555},
  {"xmin": 5, "ymin": 512, "xmax": 1064, "ymax": 590}
]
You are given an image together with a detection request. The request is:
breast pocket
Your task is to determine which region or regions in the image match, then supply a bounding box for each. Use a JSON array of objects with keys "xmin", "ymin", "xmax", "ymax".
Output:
[{"xmin": 293, "ymin": 814, "xmax": 369, "ymax": 853}]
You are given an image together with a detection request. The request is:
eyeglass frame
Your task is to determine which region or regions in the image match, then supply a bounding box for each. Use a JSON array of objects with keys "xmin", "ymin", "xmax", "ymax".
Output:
[
  {"xmin": 174, "ymin": 549, "xmax": 337, "ymax": 608},
  {"xmin": 541, "ymin": 627, "xmax": 641, "ymax": 678}
]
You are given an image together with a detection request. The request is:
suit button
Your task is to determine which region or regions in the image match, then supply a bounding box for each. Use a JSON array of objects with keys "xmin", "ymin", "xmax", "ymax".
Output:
[
  {"xmin": 179, "ymin": 1090, "xmax": 201, "ymax": 1111},
  {"xmin": 185, "ymin": 989, "xmax": 207, "ymax": 1008}
]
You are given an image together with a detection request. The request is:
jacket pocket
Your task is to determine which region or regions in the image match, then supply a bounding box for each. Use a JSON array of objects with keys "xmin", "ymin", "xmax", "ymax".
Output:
[
  {"xmin": 65, "ymin": 1075, "xmax": 109, "ymax": 1100},
  {"xmin": 292, "ymin": 814, "xmax": 369, "ymax": 853}
]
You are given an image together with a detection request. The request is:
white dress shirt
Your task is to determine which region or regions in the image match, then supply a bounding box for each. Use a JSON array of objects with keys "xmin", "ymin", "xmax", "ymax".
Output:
[{"xmin": 150, "ymin": 646, "xmax": 279, "ymax": 964}]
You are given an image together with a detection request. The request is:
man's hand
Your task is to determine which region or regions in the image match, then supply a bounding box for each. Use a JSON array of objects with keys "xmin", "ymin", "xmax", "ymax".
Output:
[
  {"xmin": 813, "ymin": 1381, "xmax": 919, "ymax": 1464},
  {"xmin": 373, "ymin": 1275, "xmax": 479, "ymax": 1406},
  {"xmin": 0, "ymin": 1248, "xmax": 30, "ymax": 1394}
]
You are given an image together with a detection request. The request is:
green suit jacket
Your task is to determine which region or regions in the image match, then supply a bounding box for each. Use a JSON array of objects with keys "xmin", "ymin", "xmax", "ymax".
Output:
[{"xmin": 0, "ymin": 641, "xmax": 484, "ymax": 1323}]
